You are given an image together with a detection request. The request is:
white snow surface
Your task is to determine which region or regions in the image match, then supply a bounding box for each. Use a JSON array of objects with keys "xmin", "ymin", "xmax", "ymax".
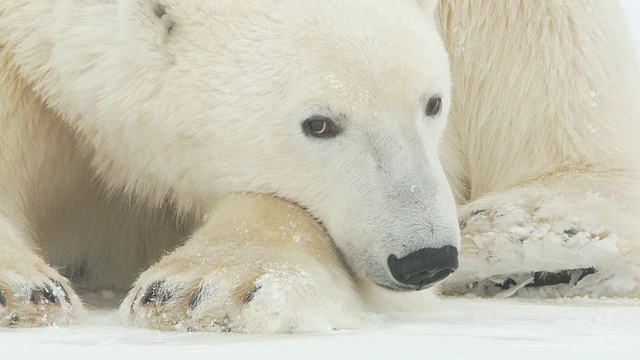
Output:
[
  {"xmin": 2, "ymin": 2, "xmax": 640, "ymax": 359},
  {"xmin": 3, "ymin": 296, "xmax": 640, "ymax": 360}
]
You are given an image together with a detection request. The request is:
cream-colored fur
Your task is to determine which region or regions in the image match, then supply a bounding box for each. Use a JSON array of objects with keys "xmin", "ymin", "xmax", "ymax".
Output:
[
  {"xmin": 121, "ymin": 193, "xmax": 366, "ymax": 333},
  {"xmin": 1, "ymin": 0, "xmax": 639, "ymax": 332},
  {"xmin": 436, "ymin": 1, "xmax": 640, "ymax": 297},
  {"xmin": 1, "ymin": 0, "xmax": 448, "ymax": 331}
]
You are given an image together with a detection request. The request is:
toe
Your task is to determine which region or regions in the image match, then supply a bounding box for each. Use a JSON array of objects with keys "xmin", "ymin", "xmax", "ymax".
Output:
[
  {"xmin": 140, "ymin": 281, "xmax": 173, "ymax": 306},
  {"xmin": 41, "ymin": 285, "xmax": 60, "ymax": 305},
  {"xmin": 51, "ymin": 279, "xmax": 71, "ymax": 304},
  {"xmin": 187, "ymin": 286, "xmax": 205, "ymax": 311},
  {"xmin": 242, "ymin": 285, "xmax": 261, "ymax": 305},
  {"xmin": 29, "ymin": 289, "xmax": 42, "ymax": 305}
]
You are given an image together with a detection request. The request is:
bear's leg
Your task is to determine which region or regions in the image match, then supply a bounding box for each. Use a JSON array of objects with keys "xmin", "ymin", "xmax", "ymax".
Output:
[
  {"xmin": 437, "ymin": 1, "xmax": 640, "ymax": 297},
  {"xmin": 443, "ymin": 173, "xmax": 640, "ymax": 298},
  {"xmin": 0, "ymin": 51, "xmax": 85, "ymax": 327},
  {"xmin": 121, "ymin": 193, "xmax": 364, "ymax": 333},
  {"xmin": 0, "ymin": 215, "xmax": 84, "ymax": 327}
]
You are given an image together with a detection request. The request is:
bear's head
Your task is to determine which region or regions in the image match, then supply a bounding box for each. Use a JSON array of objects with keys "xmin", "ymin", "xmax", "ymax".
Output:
[{"xmin": 100, "ymin": 0, "xmax": 459, "ymax": 291}]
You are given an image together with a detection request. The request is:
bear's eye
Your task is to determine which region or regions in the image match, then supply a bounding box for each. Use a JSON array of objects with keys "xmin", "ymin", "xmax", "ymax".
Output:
[
  {"xmin": 302, "ymin": 116, "xmax": 339, "ymax": 138},
  {"xmin": 425, "ymin": 96, "xmax": 443, "ymax": 117}
]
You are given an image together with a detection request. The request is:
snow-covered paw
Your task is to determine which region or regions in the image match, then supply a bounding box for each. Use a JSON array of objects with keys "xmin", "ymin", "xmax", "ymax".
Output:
[
  {"xmin": 0, "ymin": 268, "xmax": 83, "ymax": 327},
  {"xmin": 121, "ymin": 254, "xmax": 364, "ymax": 333},
  {"xmin": 442, "ymin": 191, "xmax": 636, "ymax": 298}
]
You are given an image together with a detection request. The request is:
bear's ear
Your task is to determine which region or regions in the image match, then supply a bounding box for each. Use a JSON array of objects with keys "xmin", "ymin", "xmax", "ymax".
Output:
[
  {"xmin": 414, "ymin": 0, "xmax": 438, "ymax": 16},
  {"xmin": 120, "ymin": 0, "xmax": 173, "ymax": 44},
  {"xmin": 158, "ymin": 10, "xmax": 174, "ymax": 31}
]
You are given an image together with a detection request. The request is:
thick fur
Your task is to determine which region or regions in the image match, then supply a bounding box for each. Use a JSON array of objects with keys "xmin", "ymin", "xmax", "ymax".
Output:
[
  {"xmin": 121, "ymin": 193, "xmax": 367, "ymax": 333},
  {"xmin": 1, "ymin": 0, "xmax": 639, "ymax": 332},
  {"xmin": 1, "ymin": 0, "xmax": 451, "ymax": 330},
  {"xmin": 437, "ymin": 1, "xmax": 640, "ymax": 297}
]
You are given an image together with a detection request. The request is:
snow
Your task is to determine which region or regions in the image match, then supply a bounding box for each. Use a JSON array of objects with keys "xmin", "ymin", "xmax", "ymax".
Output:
[
  {"xmin": 2, "ymin": 3, "xmax": 640, "ymax": 359},
  {"xmin": 2, "ymin": 297, "xmax": 640, "ymax": 359}
]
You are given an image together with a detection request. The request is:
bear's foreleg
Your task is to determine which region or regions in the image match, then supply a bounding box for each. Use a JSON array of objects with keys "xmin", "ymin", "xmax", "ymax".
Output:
[
  {"xmin": 441, "ymin": 171, "xmax": 640, "ymax": 298},
  {"xmin": 121, "ymin": 192, "xmax": 365, "ymax": 333},
  {"xmin": 438, "ymin": 0, "xmax": 640, "ymax": 298}
]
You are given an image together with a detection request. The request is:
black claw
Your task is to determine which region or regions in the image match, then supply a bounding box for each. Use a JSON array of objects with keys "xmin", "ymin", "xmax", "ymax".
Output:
[
  {"xmin": 42, "ymin": 286, "xmax": 60, "ymax": 305},
  {"xmin": 140, "ymin": 281, "xmax": 161, "ymax": 305},
  {"xmin": 140, "ymin": 281, "xmax": 172, "ymax": 306},
  {"xmin": 577, "ymin": 267, "xmax": 596, "ymax": 282},
  {"xmin": 526, "ymin": 267, "xmax": 596, "ymax": 288},
  {"xmin": 564, "ymin": 228, "xmax": 579, "ymax": 237},
  {"xmin": 8, "ymin": 314, "xmax": 19, "ymax": 327},
  {"xmin": 130, "ymin": 289, "xmax": 138, "ymax": 312},
  {"xmin": 188, "ymin": 286, "xmax": 205, "ymax": 310},
  {"xmin": 242, "ymin": 285, "xmax": 261, "ymax": 305},
  {"xmin": 51, "ymin": 279, "xmax": 71, "ymax": 304},
  {"xmin": 30, "ymin": 289, "xmax": 42, "ymax": 305},
  {"xmin": 529, "ymin": 271, "xmax": 572, "ymax": 287},
  {"xmin": 494, "ymin": 268, "xmax": 598, "ymax": 291},
  {"xmin": 493, "ymin": 278, "xmax": 517, "ymax": 290},
  {"xmin": 461, "ymin": 209, "xmax": 487, "ymax": 228},
  {"xmin": 0, "ymin": 290, "xmax": 7, "ymax": 307},
  {"xmin": 27, "ymin": 286, "xmax": 61, "ymax": 306}
]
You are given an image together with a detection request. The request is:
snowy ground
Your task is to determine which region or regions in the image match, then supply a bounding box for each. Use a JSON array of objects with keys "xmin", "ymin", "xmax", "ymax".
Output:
[
  {"xmin": 3, "ymin": 296, "xmax": 640, "ymax": 360},
  {"xmin": 3, "ymin": 3, "xmax": 640, "ymax": 359}
]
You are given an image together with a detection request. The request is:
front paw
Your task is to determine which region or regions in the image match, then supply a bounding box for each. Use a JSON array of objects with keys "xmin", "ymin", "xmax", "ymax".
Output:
[
  {"xmin": 121, "ymin": 252, "xmax": 364, "ymax": 333},
  {"xmin": 0, "ymin": 265, "xmax": 83, "ymax": 327},
  {"xmin": 121, "ymin": 192, "xmax": 366, "ymax": 333},
  {"xmin": 442, "ymin": 189, "xmax": 636, "ymax": 297}
]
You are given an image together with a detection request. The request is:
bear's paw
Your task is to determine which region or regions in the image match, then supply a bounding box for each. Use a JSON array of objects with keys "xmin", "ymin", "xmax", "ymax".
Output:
[
  {"xmin": 0, "ymin": 267, "xmax": 83, "ymax": 327},
  {"xmin": 442, "ymin": 188, "xmax": 639, "ymax": 298},
  {"xmin": 120, "ymin": 253, "xmax": 365, "ymax": 333}
]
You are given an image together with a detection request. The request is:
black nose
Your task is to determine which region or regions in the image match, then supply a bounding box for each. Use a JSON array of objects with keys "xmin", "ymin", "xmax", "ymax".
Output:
[{"xmin": 387, "ymin": 246, "xmax": 458, "ymax": 289}]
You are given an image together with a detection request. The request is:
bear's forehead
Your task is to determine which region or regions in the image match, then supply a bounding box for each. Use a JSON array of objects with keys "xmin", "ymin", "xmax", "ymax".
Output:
[
  {"xmin": 175, "ymin": 0, "xmax": 442, "ymax": 67},
  {"xmin": 280, "ymin": 33, "xmax": 447, "ymax": 118},
  {"xmin": 172, "ymin": 1, "xmax": 449, "ymax": 118},
  {"xmin": 293, "ymin": 8, "xmax": 443, "ymax": 76}
]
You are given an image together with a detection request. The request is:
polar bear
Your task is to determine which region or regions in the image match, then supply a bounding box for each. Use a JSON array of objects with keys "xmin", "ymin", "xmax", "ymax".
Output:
[
  {"xmin": 1, "ymin": 0, "xmax": 458, "ymax": 330},
  {"xmin": 1, "ymin": 0, "xmax": 639, "ymax": 332}
]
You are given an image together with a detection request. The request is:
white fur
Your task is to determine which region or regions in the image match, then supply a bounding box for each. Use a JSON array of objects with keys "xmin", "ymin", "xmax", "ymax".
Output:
[
  {"xmin": 120, "ymin": 193, "xmax": 368, "ymax": 333},
  {"xmin": 1, "ymin": 0, "xmax": 450, "ymax": 330},
  {"xmin": 0, "ymin": 0, "xmax": 639, "ymax": 332},
  {"xmin": 437, "ymin": 0, "xmax": 640, "ymax": 297}
]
